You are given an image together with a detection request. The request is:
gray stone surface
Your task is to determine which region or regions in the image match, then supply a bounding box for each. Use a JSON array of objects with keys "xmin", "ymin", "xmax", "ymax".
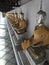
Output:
[{"xmin": 0, "ymin": 18, "xmax": 17, "ymax": 65}]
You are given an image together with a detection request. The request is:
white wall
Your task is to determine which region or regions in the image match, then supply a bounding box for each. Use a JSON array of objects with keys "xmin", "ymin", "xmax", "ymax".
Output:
[
  {"xmin": 8, "ymin": 0, "xmax": 49, "ymax": 38},
  {"xmin": 0, "ymin": 12, "xmax": 3, "ymax": 21}
]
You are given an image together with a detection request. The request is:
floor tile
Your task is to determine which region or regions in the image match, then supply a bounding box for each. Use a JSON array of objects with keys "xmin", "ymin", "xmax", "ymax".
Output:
[
  {"xmin": 0, "ymin": 59, "xmax": 7, "ymax": 65},
  {"xmin": 0, "ymin": 45, "xmax": 5, "ymax": 51},
  {"xmin": 0, "ymin": 51, "xmax": 6, "ymax": 58},
  {"xmin": 0, "ymin": 18, "xmax": 17, "ymax": 65}
]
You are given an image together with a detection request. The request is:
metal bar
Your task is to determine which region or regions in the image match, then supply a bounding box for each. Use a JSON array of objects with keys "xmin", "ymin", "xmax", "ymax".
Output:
[{"xmin": 6, "ymin": 20, "xmax": 21, "ymax": 65}]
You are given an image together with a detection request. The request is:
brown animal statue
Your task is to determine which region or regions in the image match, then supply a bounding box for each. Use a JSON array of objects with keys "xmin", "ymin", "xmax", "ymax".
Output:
[
  {"xmin": 6, "ymin": 13, "xmax": 19, "ymax": 27},
  {"xmin": 21, "ymin": 25, "xmax": 49, "ymax": 50}
]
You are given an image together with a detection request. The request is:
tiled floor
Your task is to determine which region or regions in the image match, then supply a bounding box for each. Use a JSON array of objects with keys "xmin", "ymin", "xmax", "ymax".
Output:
[{"xmin": 0, "ymin": 18, "xmax": 17, "ymax": 65}]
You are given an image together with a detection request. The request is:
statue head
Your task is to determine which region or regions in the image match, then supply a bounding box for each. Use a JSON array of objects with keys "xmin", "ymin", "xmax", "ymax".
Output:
[{"xmin": 36, "ymin": 0, "xmax": 46, "ymax": 25}]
